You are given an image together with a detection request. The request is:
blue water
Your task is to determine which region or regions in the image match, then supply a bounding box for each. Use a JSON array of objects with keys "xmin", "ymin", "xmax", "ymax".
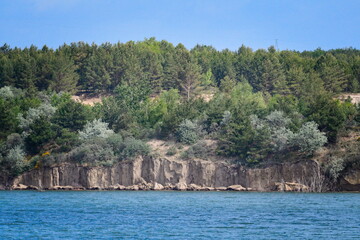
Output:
[{"xmin": 0, "ymin": 191, "xmax": 359, "ymax": 239}]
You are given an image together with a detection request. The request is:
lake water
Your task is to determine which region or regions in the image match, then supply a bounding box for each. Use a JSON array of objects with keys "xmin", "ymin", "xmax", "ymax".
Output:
[{"xmin": 0, "ymin": 191, "xmax": 359, "ymax": 239}]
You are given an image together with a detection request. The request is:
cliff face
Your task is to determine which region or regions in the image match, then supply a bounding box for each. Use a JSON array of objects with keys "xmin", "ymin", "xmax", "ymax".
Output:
[
  {"xmin": 339, "ymin": 170, "xmax": 360, "ymax": 191},
  {"xmin": 12, "ymin": 157, "xmax": 326, "ymax": 191}
]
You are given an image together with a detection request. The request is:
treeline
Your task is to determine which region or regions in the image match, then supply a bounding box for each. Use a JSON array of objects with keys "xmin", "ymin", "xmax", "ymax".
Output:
[
  {"xmin": 0, "ymin": 39, "xmax": 360, "ymax": 183},
  {"xmin": 1, "ymin": 38, "xmax": 360, "ymax": 96}
]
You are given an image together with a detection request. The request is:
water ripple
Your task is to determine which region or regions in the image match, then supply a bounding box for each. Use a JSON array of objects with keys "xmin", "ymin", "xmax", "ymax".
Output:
[{"xmin": 0, "ymin": 191, "xmax": 359, "ymax": 239}]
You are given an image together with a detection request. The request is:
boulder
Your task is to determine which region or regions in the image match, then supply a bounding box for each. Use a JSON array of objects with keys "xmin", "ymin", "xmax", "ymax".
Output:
[
  {"xmin": 203, "ymin": 187, "xmax": 215, "ymax": 191},
  {"xmin": 125, "ymin": 185, "xmax": 139, "ymax": 191},
  {"xmin": 274, "ymin": 182, "xmax": 309, "ymax": 192},
  {"xmin": 50, "ymin": 185, "xmax": 74, "ymax": 190},
  {"xmin": 152, "ymin": 182, "xmax": 164, "ymax": 191},
  {"xmin": 28, "ymin": 185, "xmax": 40, "ymax": 190},
  {"xmin": 163, "ymin": 183, "xmax": 175, "ymax": 190},
  {"xmin": 138, "ymin": 183, "xmax": 152, "ymax": 190},
  {"xmin": 115, "ymin": 185, "xmax": 126, "ymax": 190},
  {"xmin": 13, "ymin": 184, "xmax": 28, "ymax": 190},
  {"xmin": 187, "ymin": 184, "xmax": 203, "ymax": 191},
  {"xmin": 105, "ymin": 185, "xmax": 118, "ymax": 190},
  {"xmin": 174, "ymin": 182, "xmax": 187, "ymax": 191},
  {"xmin": 227, "ymin": 185, "xmax": 246, "ymax": 191},
  {"xmin": 215, "ymin": 186, "xmax": 227, "ymax": 191}
]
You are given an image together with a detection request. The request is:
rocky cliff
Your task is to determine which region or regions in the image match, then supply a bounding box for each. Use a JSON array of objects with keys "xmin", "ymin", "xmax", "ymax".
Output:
[{"xmin": 11, "ymin": 157, "xmax": 327, "ymax": 192}]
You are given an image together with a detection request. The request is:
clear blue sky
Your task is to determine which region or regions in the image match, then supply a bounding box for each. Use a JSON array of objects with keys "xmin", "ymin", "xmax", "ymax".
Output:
[{"xmin": 1, "ymin": 0, "xmax": 359, "ymax": 51}]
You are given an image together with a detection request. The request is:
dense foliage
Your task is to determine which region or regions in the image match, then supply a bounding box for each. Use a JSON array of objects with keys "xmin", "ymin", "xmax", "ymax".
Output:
[
  {"xmin": 1, "ymin": 39, "xmax": 359, "ymax": 95},
  {"xmin": 0, "ymin": 39, "xmax": 359, "ymax": 180}
]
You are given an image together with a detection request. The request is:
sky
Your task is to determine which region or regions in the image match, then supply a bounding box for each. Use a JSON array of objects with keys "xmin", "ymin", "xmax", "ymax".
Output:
[{"xmin": 1, "ymin": 0, "xmax": 359, "ymax": 51}]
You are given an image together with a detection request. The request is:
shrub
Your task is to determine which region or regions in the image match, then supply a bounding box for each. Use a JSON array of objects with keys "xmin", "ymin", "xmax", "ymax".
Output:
[
  {"xmin": 70, "ymin": 139, "xmax": 116, "ymax": 166},
  {"xmin": 290, "ymin": 121, "xmax": 327, "ymax": 154},
  {"xmin": 166, "ymin": 146, "xmax": 177, "ymax": 156},
  {"xmin": 2, "ymin": 146, "xmax": 27, "ymax": 177},
  {"xmin": 271, "ymin": 127, "xmax": 294, "ymax": 152},
  {"xmin": 118, "ymin": 138, "xmax": 150, "ymax": 160},
  {"xmin": 220, "ymin": 111, "xmax": 231, "ymax": 126},
  {"xmin": 180, "ymin": 148, "xmax": 194, "ymax": 159},
  {"xmin": 18, "ymin": 103, "xmax": 56, "ymax": 131},
  {"xmin": 5, "ymin": 133, "xmax": 23, "ymax": 149},
  {"xmin": 0, "ymin": 86, "xmax": 14, "ymax": 99},
  {"xmin": 78, "ymin": 119, "xmax": 114, "ymax": 141},
  {"xmin": 326, "ymin": 157, "xmax": 344, "ymax": 182},
  {"xmin": 181, "ymin": 141, "xmax": 210, "ymax": 160},
  {"xmin": 177, "ymin": 119, "xmax": 202, "ymax": 144},
  {"xmin": 106, "ymin": 134, "xmax": 123, "ymax": 155},
  {"xmin": 265, "ymin": 110, "xmax": 291, "ymax": 128}
]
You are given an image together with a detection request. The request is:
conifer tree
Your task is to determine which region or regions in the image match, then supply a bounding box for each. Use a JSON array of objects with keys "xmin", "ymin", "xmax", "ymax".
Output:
[
  {"xmin": 83, "ymin": 47, "xmax": 112, "ymax": 92},
  {"xmin": 50, "ymin": 52, "xmax": 78, "ymax": 93},
  {"xmin": 315, "ymin": 53, "xmax": 349, "ymax": 94}
]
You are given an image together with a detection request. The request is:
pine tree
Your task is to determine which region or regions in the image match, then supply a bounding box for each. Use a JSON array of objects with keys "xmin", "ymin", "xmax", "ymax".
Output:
[
  {"xmin": 0, "ymin": 56, "xmax": 14, "ymax": 87},
  {"xmin": 83, "ymin": 47, "xmax": 112, "ymax": 92},
  {"xmin": 140, "ymin": 51, "xmax": 163, "ymax": 94},
  {"xmin": 261, "ymin": 48, "xmax": 288, "ymax": 95},
  {"xmin": 178, "ymin": 61, "xmax": 201, "ymax": 100},
  {"xmin": 50, "ymin": 52, "xmax": 78, "ymax": 93},
  {"xmin": 285, "ymin": 66, "xmax": 305, "ymax": 96},
  {"xmin": 234, "ymin": 45, "xmax": 254, "ymax": 84},
  {"xmin": 12, "ymin": 54, "xmax": 36, "ymax": 93},
  {"xmin": 315, "ymin": 53, "xmax": 349, "ymax": 94},
  {"xmin": 35, "ymin": 47, "xmax": 54, "ymax": 91},
  {"xmin": 162, "ymin": 52, "xmax": 179, "ymax": 90}
]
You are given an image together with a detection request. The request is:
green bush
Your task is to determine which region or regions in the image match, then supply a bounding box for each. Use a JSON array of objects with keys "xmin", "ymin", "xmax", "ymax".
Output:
[
  {"xmin": 0, "ymin": 145, "xmax": 28, "ymax": 177},
  {"xmin": 119, "ymin": 138, "xmax": 150, "ymax": 160},
  {"xmin": 78, "ymin": 119, "xmax": 114, "ymax": 141},
  {"xmin": 25, "ymin": 117, "xmax": 56, "ymax": 154},
  {"xmin": 106, "ymin": 134, "xmax": 123, "ymax": 155},
  {"xmin": 290, "ymin": 121, "xmax": 327, "ymax": 154},
  {"xmin": 0, "ymin": 86, "xmax": 14, "ymax": 99},
  {"xmin": 181, "ymin": 141, "xmax": 209, "ymax": 160},
  {"xmin": 70, "ymin": 139, "xmax": 116, "ymax": 166},
  {"xmin": 54, "ymin": 128, "xmax": 80, "ymax": 153},
  {"xmin": 18, "ymin": 103, "xmax": 56, "ymax": 131},
  {"xmin": 39, "ymin": 153, "xmax": 68, "ymax": 167},
  {"xmin": 166, "ymin": 146, "xmax": 177, "ymax": 156},
  {"xmin": 177, "ymin": 119, "xmax": 202, "ymax": 144},
  {"xmin": 326, "ymin": 157, "xmax": 344, "ymax": 182}
]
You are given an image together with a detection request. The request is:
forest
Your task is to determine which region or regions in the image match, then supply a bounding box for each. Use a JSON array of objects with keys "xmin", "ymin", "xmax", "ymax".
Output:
[{"xmin": 0, "ymin": 38, "xmax": 359, "ymax": 183}]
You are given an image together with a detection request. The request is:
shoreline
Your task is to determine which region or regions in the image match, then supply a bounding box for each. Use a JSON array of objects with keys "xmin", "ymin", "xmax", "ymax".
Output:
[{"xmin": 4, "ymin": 181, "xmax": 324, "ymax": 192}]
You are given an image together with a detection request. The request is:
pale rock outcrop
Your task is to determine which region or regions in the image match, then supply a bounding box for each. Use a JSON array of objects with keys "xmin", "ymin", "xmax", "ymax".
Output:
[
  {"xmin": 339, "ymin": 169, "xmax": 360, "ymax": 191},
  {"xmin": 152, "ymin": 182, "xmax": 164, "ymax": 190},
  {"xmin": 187, "ymin": 184, "xmax": 203, "ymax": 191},
  {"xmin": 273, "ymin": 182, "xmax": 310, "ymax": 192},
  {"xmin": 12, "ymin": 183, "xmax": 39, "ymax": 190},
  {"xmin": 227, "ymin": 185, "xmax": 247, "ymax": 191},
  {"xmin": 163, "ymin": 183, "xmax": 175, "ymax": 190},
  {"xmin": 125, "ymin": 185, "xmax": 139, "ymax": 191},
  {"xmin": 50, "ymin": 185, "xmax": 74, "ymax": 190},
  {"xmin": 11, "ymin": 156, "xmax": 323, "ymax": 191},
  {"xmin": 175, "ymin": 182, "xmax": 187, "ymax": 191},
  {"xmin": 13, "ymin": 183, "xmax": 29, "ymax": 190}
]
